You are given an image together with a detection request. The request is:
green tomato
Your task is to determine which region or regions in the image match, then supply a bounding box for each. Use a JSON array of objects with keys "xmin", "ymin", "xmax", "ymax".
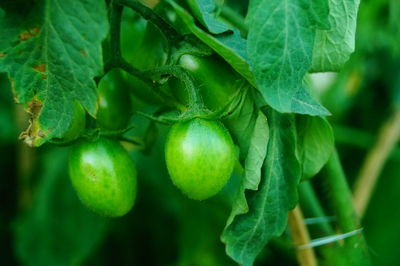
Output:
[
  {"xmin": 97, "ymin": 69, "xmax": 133, "ymax": 130},
  {"xmin": 68, "ymin": 137, "xmax": 137, "ymax": 217},
  {"xmin": 121, "ymin": 21, "xmax": 169, "ymax": 105},
  {"xmin": 165, "ymin": 118, "xmax": 236, "ymax": 200},
  {"xmin": 170, "ymin": 54, "xmax": 242, "ymax": 111}
]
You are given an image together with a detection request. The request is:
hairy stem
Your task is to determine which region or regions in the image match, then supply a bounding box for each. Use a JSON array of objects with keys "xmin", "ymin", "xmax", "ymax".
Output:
[
  {"xmin": 143, "ymin": 65, "xmax": 203, "ymax": 110},
  {"xmin": 288, "ymin": 205, "xmax": 317, "ymax": 266},
  {"xmin": 321, "ymin": 149, "xmax": 371, "ymax": 266},
  {"xmin": 352, "ymin": 109, "xmax": 400, "ymax": 217}
]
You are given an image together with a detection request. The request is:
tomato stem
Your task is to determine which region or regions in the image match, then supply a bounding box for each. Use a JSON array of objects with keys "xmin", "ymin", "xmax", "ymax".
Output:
[
  {"xmin": 116, "ymin": 0, "xmax": 183, "ymax": 44},
  {"xmin": 116, "ymin": 60, "xmax": 185, "ymax": 110},
  {"xmin": 109, "ymin": 1, "xmax": 123, "ymax": 64},
  {"xmin": 320, "ymin": 149, "xmax": 371, "ymax": 265},
  {"xmin": 142, "ymin": 65, "xmax": 205, "ymax": 111}
]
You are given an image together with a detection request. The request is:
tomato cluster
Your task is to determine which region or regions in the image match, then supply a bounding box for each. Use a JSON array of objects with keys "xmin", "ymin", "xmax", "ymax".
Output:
[{"xmin": 64, "ymin": 13, "xmax": 241, "ymax": 217}]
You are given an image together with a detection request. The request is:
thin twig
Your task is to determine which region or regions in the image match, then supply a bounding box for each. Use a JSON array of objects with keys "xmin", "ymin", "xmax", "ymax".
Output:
[
  {"xmin": 288, "ymin": 205, "xmax": 318, "ymax": 266},
  {"xmin": 353, "ymin": 109, "xmax": 400, "ymax": 217}
]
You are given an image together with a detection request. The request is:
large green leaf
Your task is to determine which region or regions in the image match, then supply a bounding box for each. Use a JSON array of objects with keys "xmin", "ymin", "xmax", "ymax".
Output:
[
  {"xmin": 246, "ymin": 0, "xmax": 330, "ymax": 115},
  {"xmin": 297, "ymin": 115, "xmax": 334, "ymax": 180},
  {"xmin": 222, "ymin": 108, "xmax": 301, "ymax": 266},
  {"xmin": 311, "ymin": 0, "xmax": 361, "ymax": 72},
  {"xmin": 14, "ymin": 148, "xmax": 108, "ymax": 266},
  {"xmin": 0, "ymin": 0, "xmax": 108, "ymax": 146},
  {"xmin": 225, "ymin": 110, "xmax": 269, "ymax": 227}
]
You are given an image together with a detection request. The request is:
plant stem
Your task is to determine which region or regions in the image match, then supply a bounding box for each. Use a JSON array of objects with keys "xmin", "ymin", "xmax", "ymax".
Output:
[
  {"xmin": 352, "ymin": 109, "xmax": 400, "ymax": 217},
  {"xmin": 299, "ymin": 182, "xmax": 348, "ymax": 266},
  {"xmin": 117, "ymin": 0, "xmax": 182, "ymax": 44},
  {"xmin": 117, "ymin": 60, "xmax": 185, "ymax": 110},
  {"xmin": 288, "ymin": 205, "xmax": 317, "ymax": 266},
  {"xmin": 142, "ymin": 65, "xmax": 204, "ymax": 110},
  {"xmin": 109, "ymin": 1, "xmax": 123, "ymax": 64},
  {"xmin": 299, "ymin": 182, "xmax": 333, "ymax": 236},
  {"xmin": 321, "ymin": 149, "xmax": 371, "ymax": 266}
]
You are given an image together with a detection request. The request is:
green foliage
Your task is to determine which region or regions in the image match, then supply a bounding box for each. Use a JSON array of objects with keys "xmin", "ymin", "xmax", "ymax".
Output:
[
  {"xmin": 1, "ymin": 0, "xmax": 397, "ymax": 265},
  {"xmin": 297, "ymin": 115, "xmax": 334, "ymax": 180},
  {"xmin": 222, "ymin": 108, "xmax": 301, "ymax": 266},
  {"xmin": 311, "ymin": 0, "xmax": 361, "ymax": 72},
  {"xmin": 223, "ymin": 110, "xmax": 269, "ymax": 226},
  {"xmin": 167, "ymin": 0, "xmax": 254, "ymax": 84},
  {"xmin": 186, "ymin": 0, "xmax": 231, "ymax": 34},
  {"xmin": 0, "ymin": 0, "xmax": 107, "ymax": 146},
  {"xmin": 246, "ymin": 0, "xmax": 330, "ymax": 115}
]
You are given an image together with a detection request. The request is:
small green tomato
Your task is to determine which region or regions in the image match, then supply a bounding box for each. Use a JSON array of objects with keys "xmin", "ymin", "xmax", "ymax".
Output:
[
  {"xmin": 68, "ymin": 137, "xmax": 137, "ymax": 217},
  {"xmin": 165, "ymin": 118, "xmax": 236, "ymax": 200}
]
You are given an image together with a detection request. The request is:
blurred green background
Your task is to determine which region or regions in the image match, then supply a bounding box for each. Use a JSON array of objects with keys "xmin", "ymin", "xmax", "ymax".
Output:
[{"xmin": 1, "ymin": 0, "xmax": 400, "ymax": 265}]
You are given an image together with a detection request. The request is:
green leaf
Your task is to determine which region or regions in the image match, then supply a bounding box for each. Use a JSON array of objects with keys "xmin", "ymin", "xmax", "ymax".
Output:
[
  {"xmin": 15, "ymin": 148, "xmax": 108, "ymax": 266},
  {"xmin": 246, "ymin": 0, "xmax": 330, "ymax": 115},
  {"xmin": 297, "ymin": 115, "xmax": 334, "ymax": 180},
  {"xmin": 311, "ymin": 0, "xmax": 361, "ymax": 72},
  {"xmin": 0, "ymin": 5, "xmax": 27, "ymax": 51},
  {"xmin": 167, "ymin": 0, "xmax": 255, "ymax": 85},
  {"xmin": 186, "ymin": 0, "xmax": 231, "ymax": 34},
  {"xmin": 0, "ymin": 0, "xmax": 108, "ymax": 146},
  {"xmin": 225, "ymin": 110, "xmax": 269, "ymax": 227},
  {"xmin": 222, "ymin": 108, "xmax": 301, "ymax": 266}
]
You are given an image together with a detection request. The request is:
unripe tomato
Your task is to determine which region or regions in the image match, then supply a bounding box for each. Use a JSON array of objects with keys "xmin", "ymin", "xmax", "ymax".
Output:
[
  {"xmin": 170, "ymin": 54, "xmax": 242, "ymax": 111},
  {"xmin": 97, "ymin": 69, "xmax": 133, "ymax": 130},
  {"xmin": 121, "ymin": 22, "xmax": 168, "ymax": 106},
  {"xmin": 165, "ymin": 118, "xmax": 236, "ymax": 200},
  {"xmin": 68, "ymin": 137, "xmax": 137, "ymax": 217}
]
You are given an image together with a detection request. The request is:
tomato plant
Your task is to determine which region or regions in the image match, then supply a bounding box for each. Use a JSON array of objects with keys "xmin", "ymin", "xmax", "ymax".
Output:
[
  {"xmin": 68, "ymin": 137, "xmax": 137, "ymax": 217},
  {"xmin": 1, "ymin": 0, "xmax": 399, "ymax": 266}
]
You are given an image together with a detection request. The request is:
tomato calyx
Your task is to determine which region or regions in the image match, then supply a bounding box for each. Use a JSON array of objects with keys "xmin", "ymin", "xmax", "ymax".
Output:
[{"xmin": 138, "ymin": 84, "xmax": 245, "ymax": 125}]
